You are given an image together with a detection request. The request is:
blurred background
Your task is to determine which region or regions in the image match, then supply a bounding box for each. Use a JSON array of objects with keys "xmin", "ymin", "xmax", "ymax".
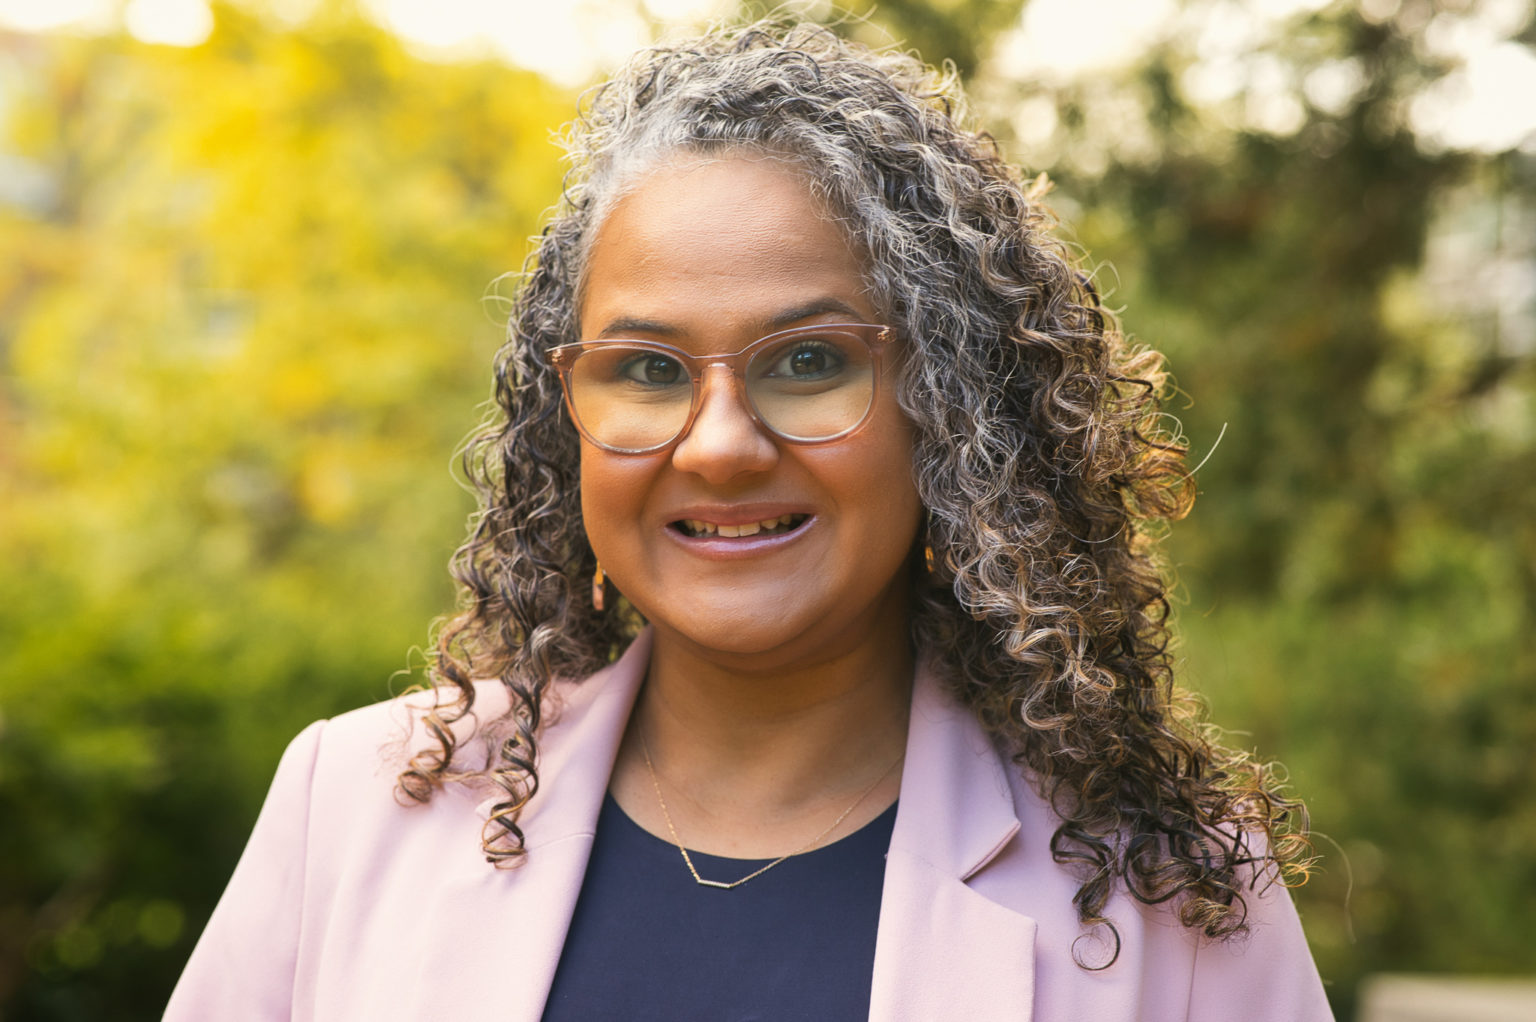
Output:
[{"xmin": 0, "ymin": 0, "xmax": 1531, "ymax": 1018}]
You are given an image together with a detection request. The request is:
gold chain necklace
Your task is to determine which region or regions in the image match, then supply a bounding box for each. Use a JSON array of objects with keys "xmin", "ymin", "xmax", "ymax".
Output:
[{"xmin": 639, "ymin": 733, "xmax": 903, "ymax": 890}]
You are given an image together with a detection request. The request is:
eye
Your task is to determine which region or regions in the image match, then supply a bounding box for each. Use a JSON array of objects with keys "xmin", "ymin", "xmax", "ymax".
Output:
[
  {"xmin": 765, "ymin": 340, "xmax": 845, "ymax": 380},
  {"xmin": 618, "ymin": 352, "xmax": 686, "ymax": 386}
]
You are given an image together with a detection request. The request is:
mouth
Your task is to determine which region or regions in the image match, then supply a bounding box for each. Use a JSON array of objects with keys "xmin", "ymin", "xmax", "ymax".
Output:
[{"xmin": 671, "ymin": 514, "xmax": 809, "ymax": 539}]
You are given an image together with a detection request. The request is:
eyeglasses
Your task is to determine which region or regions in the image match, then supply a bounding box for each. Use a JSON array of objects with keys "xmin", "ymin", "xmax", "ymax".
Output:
[{"xmin": 544, "ymin": 323, "xmax": 894, "ymax": 454}]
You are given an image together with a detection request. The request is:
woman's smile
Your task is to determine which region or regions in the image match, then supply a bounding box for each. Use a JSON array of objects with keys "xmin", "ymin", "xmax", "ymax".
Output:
[
  {"xmin": 674, "ymin": 516, "xmax": 804, "ymax": 539},
  {"xmin": 664, "ymin": 508, "xmax": 816, "ymax": 562}
]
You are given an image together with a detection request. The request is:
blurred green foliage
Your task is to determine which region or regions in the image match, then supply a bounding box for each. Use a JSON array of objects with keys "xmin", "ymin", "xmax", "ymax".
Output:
[
  {"xmin": 1021, "ymin": 4, "xmax": 1536, "ymax": 1016},
  {"xmin": 0, "ymin": 3, "xmax": 568, "ymax": 1015},
  {"xmin": 1, "ymin": 1, "xmax": 1532, "ymax": 1019}
]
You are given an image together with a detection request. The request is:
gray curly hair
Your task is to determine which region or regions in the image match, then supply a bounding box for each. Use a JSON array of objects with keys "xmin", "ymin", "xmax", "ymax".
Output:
[{"xmin": 398, "ymin": 20, "xmax": 1311, "ymax": 967}]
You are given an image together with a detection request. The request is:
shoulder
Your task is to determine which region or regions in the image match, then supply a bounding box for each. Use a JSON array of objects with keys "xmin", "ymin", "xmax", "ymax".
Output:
[
  {"xmin": 285, "ymin": 660, "xmax": 633, "ymax": 829},
  {"xmin": 258, "ymin": 667, "xmax": 622, "ymax": 861},
  {"xmin": 234, "ymin": 683, "xmax": 508, "ymax": 868},
  {"xmin": 169, "ymin": 648, "xmax": 648, "ymax": 1020},
  {"xmin": 899, "ymin": 674, "xmax": 1330, "ymax": 1020},
  {"xmin": 311, "ymin": 642, "xmax": 642, "ymax": 765},
  {"xmin": 165, "ymin": 681, "xmax": 514, "ymax": 1020},
  {"xmin": 987, "ymin": 765, "xmax": 1332, "ymax": 1019},
  {"xmin": 307, "ymin": 679, "xmax": 514, "ymax": 777},
  {"xmin": 286, "ymin": 674, "xmax": 605, "ymax": 819},
  {"xmin": 257, "ymin": 681, "xmax": 500, "ymax": 810}
]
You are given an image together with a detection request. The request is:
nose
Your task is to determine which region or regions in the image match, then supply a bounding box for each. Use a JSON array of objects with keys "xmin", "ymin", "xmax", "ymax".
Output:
[{"xmin": 669, "ymin": 363, "xmax": 779, "ymax": 483}]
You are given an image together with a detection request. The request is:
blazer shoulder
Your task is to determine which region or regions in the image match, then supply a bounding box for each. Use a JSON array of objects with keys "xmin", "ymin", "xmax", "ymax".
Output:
[
  {"xmin": 309, "ymin": 679, "xmax": 513, "ymax": 769},
  {"xmin": 297, "ymin": 672, "xmax": 615, "ymax": 816}
]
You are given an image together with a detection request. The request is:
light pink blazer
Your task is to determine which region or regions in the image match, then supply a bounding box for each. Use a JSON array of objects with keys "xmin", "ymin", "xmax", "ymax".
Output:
[{"xmin": 167, "ymin": 632, "xmax": 1333, "ymax": 1020}]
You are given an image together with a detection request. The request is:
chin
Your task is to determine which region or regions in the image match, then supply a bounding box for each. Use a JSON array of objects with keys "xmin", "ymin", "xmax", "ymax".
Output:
[
  {"xmin": 643, "ymin": 598, "xmax": 821, "ymax": 661},
  {"xmin": 672, "ymin": 619, "xmax": 809, "ymax": 659}
]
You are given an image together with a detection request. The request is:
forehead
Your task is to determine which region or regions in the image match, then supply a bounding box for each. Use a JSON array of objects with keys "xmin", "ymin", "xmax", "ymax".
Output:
[{"xmin": 577, "ymin": 155, "xmax": 874, "ymax": 341}]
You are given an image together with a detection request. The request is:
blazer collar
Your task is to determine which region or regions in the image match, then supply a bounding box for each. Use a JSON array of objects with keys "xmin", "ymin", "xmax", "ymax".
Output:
[
  {"xmin": 466, "ymin": 632, "xmax": 650, "ymax": 1021},
  {"xmin": 471, "ymin": 628, "xmax": 652, "ymax": 836},
  {"xmin": 890, "ymin": 658, "xmax": 1023, "ymax": 880},
  {"xmin": 868, "ymin": 659, "xmax": 1037, "ymax": 1022}
]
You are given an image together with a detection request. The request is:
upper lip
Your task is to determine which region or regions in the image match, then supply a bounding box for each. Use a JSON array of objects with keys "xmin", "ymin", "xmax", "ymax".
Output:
[{"xmin": 665, "ymin": 503, "xmax": 812, "ymax": 527}]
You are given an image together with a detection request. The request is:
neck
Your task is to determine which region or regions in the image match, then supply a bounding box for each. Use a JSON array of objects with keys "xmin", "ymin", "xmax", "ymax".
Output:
[
  {"xmin": 610, "ymin": 610, "xmax": 914, "ymax": 858},
  {"xmin": 645, "ymin": 627, "xmax": 913, "ymax": 778}
]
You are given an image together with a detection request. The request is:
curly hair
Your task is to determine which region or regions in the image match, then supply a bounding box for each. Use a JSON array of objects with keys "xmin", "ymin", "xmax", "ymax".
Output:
[{"xmin": 397, "ymin": 20, "xmax": 1311, "ymax": 966}]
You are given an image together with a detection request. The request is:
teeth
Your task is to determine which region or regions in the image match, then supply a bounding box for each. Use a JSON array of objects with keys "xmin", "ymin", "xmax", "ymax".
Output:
[{"xmin": 680, "ymin": 515, "xmax": 803, "ymax": 538}]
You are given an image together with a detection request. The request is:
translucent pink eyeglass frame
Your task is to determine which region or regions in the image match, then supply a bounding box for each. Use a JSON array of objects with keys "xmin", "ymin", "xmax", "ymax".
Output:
[{"xmin": 543, "ymin": 322, "xmax": 896, "ymax": 455}]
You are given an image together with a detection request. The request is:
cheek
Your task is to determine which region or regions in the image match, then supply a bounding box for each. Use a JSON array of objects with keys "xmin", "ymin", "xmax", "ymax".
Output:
[
  {"xmin": 837, "ymin": 418, "xmax": 922, "ymax": 535},
  {"xmin": 870, "ymin": 404, "xmax": 920, "ymax": 496},
  {"xmin": 850, "ymin": 445, "xmax": 916, "ymax": 507},
  {"xmin": 578, "ymin": 447, "xmax": 650, "ymax": 558}
]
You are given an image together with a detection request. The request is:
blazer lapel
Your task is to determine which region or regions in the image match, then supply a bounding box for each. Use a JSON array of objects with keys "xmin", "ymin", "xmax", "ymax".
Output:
[
  {"xmin": 469, "ymin": 631, "xmax": 651, "ymax": 1021},
  {"xmin": 868, "ymin": 662, "xmax": 1037, "ymax": 1022}
]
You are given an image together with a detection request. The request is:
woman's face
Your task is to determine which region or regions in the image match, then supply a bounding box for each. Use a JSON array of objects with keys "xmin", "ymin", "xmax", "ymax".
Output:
[{"xmin": 576, "ymin": 154, "xmax": 924, "ymax": 668}]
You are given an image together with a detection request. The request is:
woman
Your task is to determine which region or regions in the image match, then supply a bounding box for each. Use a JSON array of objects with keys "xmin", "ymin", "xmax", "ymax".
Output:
[{"xmin": 168, "ymin": 22, "xmax": 1330, "ymax": 1021}]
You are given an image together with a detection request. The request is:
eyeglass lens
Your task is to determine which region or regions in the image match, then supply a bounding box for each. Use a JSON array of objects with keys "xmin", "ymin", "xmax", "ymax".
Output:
[{"xmin": 565, "ymin": 328, "xmax": 877, "ymax": 451}]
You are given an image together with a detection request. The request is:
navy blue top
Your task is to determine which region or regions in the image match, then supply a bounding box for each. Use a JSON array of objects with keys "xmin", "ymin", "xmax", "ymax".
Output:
[{"xmin": 541, "ymin": 793, "xmax": 898, "ymax": 1022}]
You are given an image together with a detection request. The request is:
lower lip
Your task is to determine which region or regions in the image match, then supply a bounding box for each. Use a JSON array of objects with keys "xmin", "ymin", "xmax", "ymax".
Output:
[{"xmin": 665, "ymin": 517, "xmax": 815, "ymax": 560}]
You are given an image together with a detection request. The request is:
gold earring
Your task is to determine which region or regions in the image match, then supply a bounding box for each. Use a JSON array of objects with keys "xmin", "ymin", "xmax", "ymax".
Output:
[
  {"xmin": 592, "ymin": 563, "xmax": 606, "ymax": 612},
  {"xmin": 923, "ymin": 544, "xmax": 936, "ymax": 574}
]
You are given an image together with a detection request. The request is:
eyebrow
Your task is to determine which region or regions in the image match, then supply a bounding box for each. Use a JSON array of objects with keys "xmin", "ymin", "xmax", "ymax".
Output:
[
  {"xmin": 766, "ymin": 297, "xmax": 869, "ymax": 328},
  {"xmin": 591, "ymin": 297, "xmax": 870, "ymax": 340}
]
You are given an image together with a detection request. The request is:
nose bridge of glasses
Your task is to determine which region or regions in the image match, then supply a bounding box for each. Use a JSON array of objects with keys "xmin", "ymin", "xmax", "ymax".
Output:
[
  {"xmin": 699, "ymin": 352, "xmax": 745, "ymax": 376},
  {"xmin": 693, "ymin": 359, "xmax": 753, "ymax": 414}
]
